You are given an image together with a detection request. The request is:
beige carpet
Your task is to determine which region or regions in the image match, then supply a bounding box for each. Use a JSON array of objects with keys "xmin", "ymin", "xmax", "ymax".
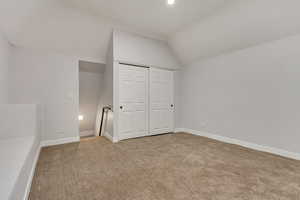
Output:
[{"xmin": 29, "ymin": 133, "xmax": 300, "ymax": 200}]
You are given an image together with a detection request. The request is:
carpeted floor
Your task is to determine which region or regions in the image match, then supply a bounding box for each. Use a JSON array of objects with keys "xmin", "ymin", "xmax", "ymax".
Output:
[{"xmin": 29, "ymin": 133, "xmax": 300, "ymax": 200}]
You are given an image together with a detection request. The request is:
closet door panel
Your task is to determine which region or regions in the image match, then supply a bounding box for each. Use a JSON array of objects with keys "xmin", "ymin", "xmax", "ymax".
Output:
[
  {"xmin": 150, "ymin": 68, "xmax": 174, "ymax": 135},
  {"xmin": 118, "ymin": 64, "xmax": 149, "ymax": 140}
]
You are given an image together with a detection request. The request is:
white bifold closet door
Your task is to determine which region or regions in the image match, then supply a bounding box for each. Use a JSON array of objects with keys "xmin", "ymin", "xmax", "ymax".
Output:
[
  {"xmin": 118, "ymin": 64, "xmax": 149, "ymax": 140},
  {"xmin": 149, "ymin": 68, "xmax": 174, "ymax": 135}
]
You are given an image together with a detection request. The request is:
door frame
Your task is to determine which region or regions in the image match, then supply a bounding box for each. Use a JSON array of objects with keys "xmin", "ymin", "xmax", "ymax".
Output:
[
  {"xmin": 114, "ymin": 62, "xmax": 150, "ymax": 142},
  {"xmin": 113, "ymin": 61, "xmax": 175, "ymax": 142}
]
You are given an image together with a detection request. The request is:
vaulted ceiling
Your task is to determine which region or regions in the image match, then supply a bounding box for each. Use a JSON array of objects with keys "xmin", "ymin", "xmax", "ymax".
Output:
[
  {"xmin": 1, "ymin": 0, "xmax": 300, "ymax": 65},
  {"xmin": 61, "ymin": 0, "xmax": 229, "ymax": 37},
  {"xmin": 169, "ymin": 0, "xmax": 300, "ymax": 64}
]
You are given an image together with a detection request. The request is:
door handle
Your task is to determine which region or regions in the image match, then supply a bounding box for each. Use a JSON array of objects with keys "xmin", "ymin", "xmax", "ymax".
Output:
[
  {"xmin": 171, "ymin": 104, "xmax": 174, "ymax": 108},
  {"xmin": 120, "ymin": 106, "xmax": 123, "ymax": 110}
]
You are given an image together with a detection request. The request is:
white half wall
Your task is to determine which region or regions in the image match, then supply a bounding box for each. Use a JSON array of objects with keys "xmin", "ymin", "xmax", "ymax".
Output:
[
  {"xmin": 0, "ymin": 33, "xmax": 11, "ymax": 104},
  {"xmin": 0, "ymin": 104, "xmax": 41, "ymax": 200},
  {"xmin": 179, "ymin": 34, "xmax": 300, "ymax": 154},
  {"xmin": 8, "ymin": 48, "xmax": 79, "ymax": 142},
  {"xmin": 0, "ymin": 104, "xmax": 40, "ymax": 140}
]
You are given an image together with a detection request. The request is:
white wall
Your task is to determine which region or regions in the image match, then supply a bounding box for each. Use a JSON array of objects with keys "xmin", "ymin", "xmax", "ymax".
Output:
[
  {"xmin": 0, "ymin": 33, "xmax": 11, "ymax": 103},
  {"xmin": 9, "ymin": 48, "xmax": 79, "ymax": 142},
  {"xmin": 0, "ymin": 104, "xmax": 39, "ymax": 140},
  {"xmin": 179, "ymin": 34, "xmax": 300, "ymax": 154},
  {"xmin": 100, "ymin": 39, "xmax": 114, "ymax": 138},
  {"xmin": 79, "ymin": 71, "xmax": 103, "ymax": 134},
  {"xmin": 114, "ymin": 30, "xmax": 181, "ymax": 69}
]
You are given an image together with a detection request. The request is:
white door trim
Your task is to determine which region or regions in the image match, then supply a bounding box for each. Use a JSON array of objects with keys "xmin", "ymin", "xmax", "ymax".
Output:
[{"xmin": 117, "ymin": 63, "xmax": 149, "ymax": 141}]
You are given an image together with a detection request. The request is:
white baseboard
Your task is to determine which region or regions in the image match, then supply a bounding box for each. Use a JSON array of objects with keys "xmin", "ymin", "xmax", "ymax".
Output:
[
  {"xmin": 23, "ymin": 144, "xmax": 41, "ymax": 200},
  {"xmin": 103, "ymin": 131, "xmax": 113, "ymax": 142},
  {"xmin": 176, "ymin": 128, "xmax": 300, "ymax": 161},
  {"xmin": 41, "ymin": 136, "xmax": 80, "ymax": 147},
  {"xmin": 80, "ymin": 130, "xmax": 95, "ymax": 137},
  {"xmin": 103, "ymin": 132, "xmax": 118, "ymax": 143},
  {"xmin": 22, "ymin": 136, "xmax": 80, "ymax": 199},
  {"xmin": 174, "ymin": 128, "xmax": 185, "ymax": 133}
]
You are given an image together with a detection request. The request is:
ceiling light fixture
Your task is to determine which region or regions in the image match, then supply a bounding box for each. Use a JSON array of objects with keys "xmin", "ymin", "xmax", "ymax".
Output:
[{"xmin": 167, "ymin": 0, "xmax": 175, "ymax": 5}]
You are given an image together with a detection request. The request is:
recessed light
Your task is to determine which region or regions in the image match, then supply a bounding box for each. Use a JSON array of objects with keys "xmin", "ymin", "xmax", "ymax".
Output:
[{"xmin": 167, "ymin": 0, "xmax": 175, "ymax": 5}]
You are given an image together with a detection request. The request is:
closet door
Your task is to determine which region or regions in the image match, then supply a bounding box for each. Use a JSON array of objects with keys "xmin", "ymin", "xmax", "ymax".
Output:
[
  {"xmin": 150, "ymin": 68, "xmax": 174, "ymax": 135},
  {"xmin": 118, "ymin": 64, "xmax": 149, "ymax": 140}
]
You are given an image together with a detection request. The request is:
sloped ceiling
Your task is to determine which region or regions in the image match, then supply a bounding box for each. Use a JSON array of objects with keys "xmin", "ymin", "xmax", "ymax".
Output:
[
  {"xmin": 60, "ymin": 0, "xmax": 229, "ymax": 37},
  {"xmin": 0, "ymin": 0, "xmax": 229, "ymax": 63},
  {"xmin": 0, "ymin": 0, "xmax": 43, "ymax": 41},
  {"xmin": 169, "ymin": 0, "xmax": 300, "ymax": 65},
  {"xmin": 1, "ymin": 0, "xmax": 300, "ymax": 65}
]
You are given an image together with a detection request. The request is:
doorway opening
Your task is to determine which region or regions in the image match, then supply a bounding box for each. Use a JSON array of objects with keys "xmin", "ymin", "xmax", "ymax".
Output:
[{"xmin": 78, "ymin": 60, "xmax": 105, "ymax": 139}]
